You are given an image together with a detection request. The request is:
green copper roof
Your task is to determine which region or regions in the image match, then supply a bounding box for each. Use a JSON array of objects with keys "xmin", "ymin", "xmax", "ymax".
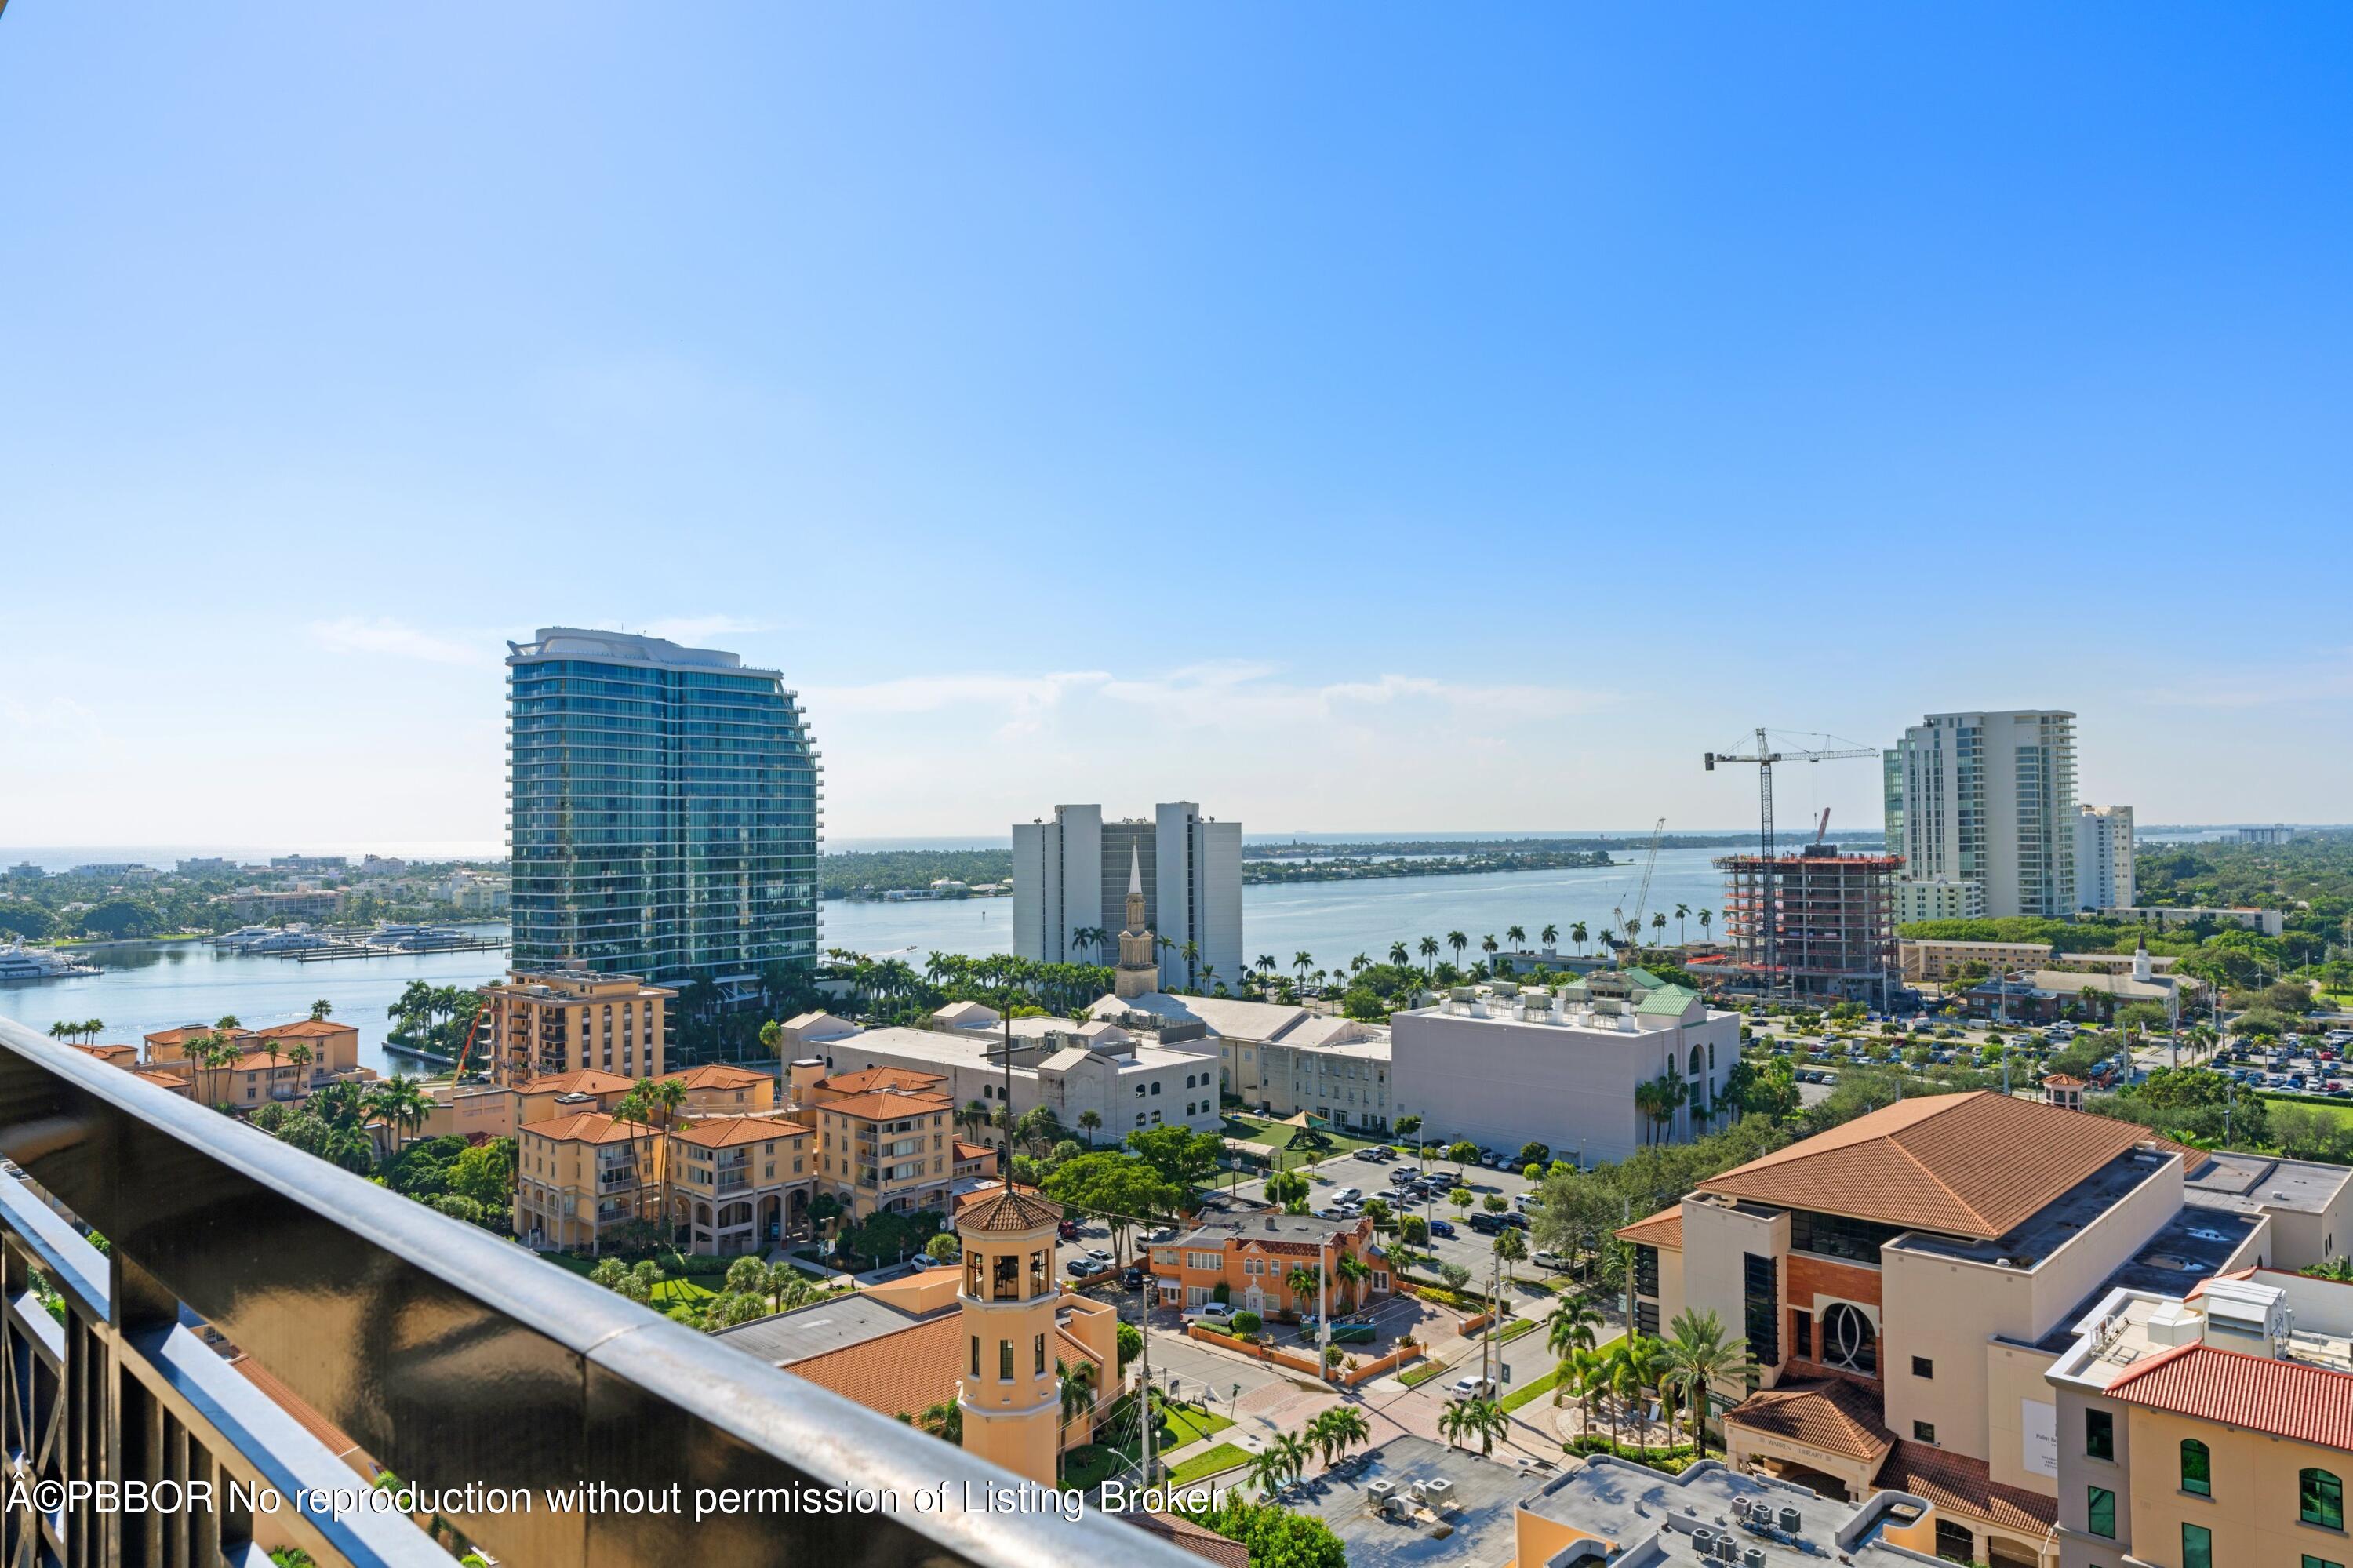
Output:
[
  {"xmin": 1635, "ymin": 984, "xmax": 1701, "ymax": 1016},
  {"xmin": 1618, "ymin": 966, "xmax": 1667, "ymax": 990}
]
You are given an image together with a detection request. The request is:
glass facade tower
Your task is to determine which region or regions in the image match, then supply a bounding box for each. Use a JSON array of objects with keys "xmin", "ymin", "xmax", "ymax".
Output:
[{"xmin": 506, "ymin": 628, "xmax": 820, "ymax": 992}]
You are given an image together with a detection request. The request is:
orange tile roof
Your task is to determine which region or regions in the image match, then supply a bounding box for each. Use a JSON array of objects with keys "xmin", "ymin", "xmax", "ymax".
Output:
[
  {"xmin": 1699, "ymin": 1091, "xmax": 2197, "ymax": 1240},
  {"xmin": 669, "ymin": 1115, "xmax": 813, "ymax": 1149},
  {"xmin": 1616, "ymin": 1205, "xmax": 1684, "ymax": 1249},
  {"xmin": 146, "ymin": 1025, "xmax": 253, "ymax": 1048},
  {"xmin": 255, "ymin": 1018, "xmax": 355, "ymax": 1039},
  {"xmin": 518, "ymin": 1069, "xmax": 637, "ymax": 1096},
  {"xmin": 1722, "ymin": 1378, "xmax": 1892, "ymax": 1463},
  {"xmin": 960, "ymin": 1189, "xmax": 1063, "ymax": 1233},
  {"xmin": 2105, "ymin": 1341, "xmax": 2353, "ymax": 1451},
  {"xmin": 663, "ymin": 1063, "xmax": 772, "ymax": 1090},
  {"xmin": 1877, "ymin": 1441, "xmax": 2059, "ymax": 1535},
  {"xmin": 819, "ymin": 1089, "xmax": 952, "ymax": 1120},
  {"xmin": 785, "ymin": 1310, "xmax": 966, "ymax": 1420},
  {"xmin": 519, "ymin": 1111, "xmax": 646, "ymax": 1145},
  {"xmin": 821, "ymin": 1066, "xmax": 947, "ymax": 1096},
  {"xmin": 1123, "ymin": 1513, "xmax": 1250, "ymax": 1568},
  {"xmin": 953, "ymin": 1139, "xmax": 997, "ymax": 1163}
]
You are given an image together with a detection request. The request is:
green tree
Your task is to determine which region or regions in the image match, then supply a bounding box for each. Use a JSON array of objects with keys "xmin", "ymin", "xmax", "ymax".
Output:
[{"xmin": 1660, "ymin": 1308, "xmax": 1753, "ymax": 1457}]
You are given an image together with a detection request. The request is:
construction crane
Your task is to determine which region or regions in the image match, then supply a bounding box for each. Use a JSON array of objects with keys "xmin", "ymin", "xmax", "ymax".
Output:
[
  {"xmin": 1704, "ymin": 729, "xmax": 1878, "ymax": 988},
  {"xmin": 1611, "ymin": 817, "xmax": 1667, "ymax": 957}
]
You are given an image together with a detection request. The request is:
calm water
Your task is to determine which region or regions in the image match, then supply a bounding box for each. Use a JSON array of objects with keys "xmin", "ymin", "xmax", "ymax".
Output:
[
  {"xmin": 820, "ymin": 846, "xmax": 1739, "ymax": 969},
  {"xmin": 2, "ymin": 848, "xmax": 1741, "ymax": 1058},
  {"xmin": 0, "ymin": 936, "xmax": 512, "ymax": 1076}
]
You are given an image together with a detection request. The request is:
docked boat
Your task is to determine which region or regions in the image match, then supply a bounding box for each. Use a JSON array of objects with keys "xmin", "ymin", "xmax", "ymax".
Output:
[
  {"xmin": 0, "ymin": 940, "xmax": 100, "ymax": 982},
  {"xmin": 366, "ymin": 923, "xmax": 473, "ymax": 951}
]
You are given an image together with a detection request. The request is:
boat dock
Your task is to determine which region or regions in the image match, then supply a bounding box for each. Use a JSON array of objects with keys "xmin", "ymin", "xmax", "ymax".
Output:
[{"xmin": 271, "ymin": 937, "xmax": 510, "ymax": 962}]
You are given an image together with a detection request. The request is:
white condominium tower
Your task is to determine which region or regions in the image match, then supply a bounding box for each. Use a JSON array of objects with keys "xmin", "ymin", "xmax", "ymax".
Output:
[
  {"xmin": 2075, "ymin": 803, "xmax": 2136, "ymax": 913},
  {"xmin": 1887, "ymin": 710, "xmax": 2078, "ymax": 919},
  {"xmin": 1011, "ymin": 802, "xmax": 1242, "ymax": 991}
]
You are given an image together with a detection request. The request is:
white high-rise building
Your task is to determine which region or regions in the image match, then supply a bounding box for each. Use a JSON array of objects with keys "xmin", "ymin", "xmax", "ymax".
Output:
[
  {"xmin": 1010, "ymin": 802, "xmax": 1242, "ymax": 991},
  {"xmin": 2074, "ymin": 804, "xmax": 2136, "ymax": 913},
  {"xmin": 1887, "ymin": 710, "xmax": 2078, "ymax": 919}
]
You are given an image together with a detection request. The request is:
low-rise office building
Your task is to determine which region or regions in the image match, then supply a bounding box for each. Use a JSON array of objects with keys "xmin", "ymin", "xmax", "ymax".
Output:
[
  {"xmin": 1392, "ymin": 977, "xmax": 1738, "ymax": 1165},
  {"xmin": 1620, "ymin": 1091, "xmax": 2352, "ymax": 1568},
  {"xmin": 1894, "ymin": 877, "xmax": 1989, "ymax": 925},
  {"xmin": 2046, "ymin": 1266, "xmax": 2353, "ymax": 1568},
  {"xmin": 1149, "ymin": 1209, "xmax": 1388, "ymax": 1316},
  {"xmin": 1903, "ymin": 940, "xmax": 2180, "ymax": 985},
  {"xmin": 2095, "ymin": 905, "xmax": 2286, "ymax": 938}
]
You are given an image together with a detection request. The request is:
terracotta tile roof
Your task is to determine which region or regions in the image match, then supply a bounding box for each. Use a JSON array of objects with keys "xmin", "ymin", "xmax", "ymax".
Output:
[
  {"xmin": 953, "ymin": 1139, "xmax": 997, "ymax": 1163},
  {"xmin": 1698, "ymin": 1091, "xmax": 2196, "ymax": 1240},
  {"xmin": 960, "ymin": 1189, "xmax": 1064, "ymax": 1234},
  {"xmin": 518, "ymin": 1069, "xmax": 637, "ymax": 1096},
  {"xmin": 669, "ymin": 1115, "xmax": 813, "ymax": 1149},
  {"xmin": 1722, "ymin": 1378, "xmax": 1893, "ymax": 1463},
  {"xmin": 518, "ymin": 1111, "xmax": 645, "ymax": 1145},
  {"xmin": 146, "ymin": 1025, "xmax": 253, "ymax": 1049},
  {"xmin": 819, "ymin": 1089, "xmax": 952, "ymax": 1120},
  {"xmin": 1877, "ymin": 1441, "xmax": 2059, "ymax": 1535},
  {"xmin": 662, "ymin": 1063, "xmax": 771, "ymax": 1090},
  {"xmin": 784, "ymin": 1310, "xmax": 965, "ymax": 1421},
  {"xmin": 2105, "ymin": 1341, "xmax": 2353, "ymax": 1451},
  {"xmin": 1616, "ymin": 1205, "xmax": 1684, "ymax": 1250},
  {"xmin": 2041, "ymin": 1074, "xmax": 2086, "ymax": 1087},
  {"xmin": 1122, "ymin": 1512, "xmax": 1249, "ymax": 1568},
  {"xmin": 820, "ymin": 1066, "xmax": 947, "ymax": 1097},
  {"xmin": 254, "ymin": 1019, "xmax": 354, "ymax": 1039},
  {"xmin": 228, "ymin": 1355, "xmax": 366, "ymax": 1467}
]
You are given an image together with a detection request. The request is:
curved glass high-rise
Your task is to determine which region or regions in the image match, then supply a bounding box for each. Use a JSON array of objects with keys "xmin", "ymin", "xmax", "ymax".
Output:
[{"xmin": 507, "ymin": 628, "xmax": 820, "ymax": 993}]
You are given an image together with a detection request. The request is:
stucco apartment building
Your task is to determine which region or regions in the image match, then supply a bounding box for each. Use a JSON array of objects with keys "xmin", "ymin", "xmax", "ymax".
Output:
[
  {"xmin": 479, "ymin": 967, "xmax": 675, "ymax": 1084},
  {"xmin": 1619, "ymin": 1091, "xmax": 2353, "ymax": 1568},
  {"xmin": 1393, "ymin": 976, "xmax": 1739, "ymax": 1166},
  {"xmin": 144, "ymin": 1018, "xmax": 374, "ymax": 1110},
  {"xmin": 2046, "ymin": 1267, "xmax": 2353, "ymax": 1568},
  {"xmin": 1149, "ymin": 1210, "xmax": 1388, "ymax": 1317}
]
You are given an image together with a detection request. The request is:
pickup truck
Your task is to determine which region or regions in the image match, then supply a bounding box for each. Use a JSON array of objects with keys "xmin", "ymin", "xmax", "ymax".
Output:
[{"xmin": 1181, "ymin": 1301, "xmax": 1234, "ymax": 1325}]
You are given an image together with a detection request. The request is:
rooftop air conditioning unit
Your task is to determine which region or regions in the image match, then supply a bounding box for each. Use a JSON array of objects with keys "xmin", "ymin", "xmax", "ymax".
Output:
[
  {"xmin": 1777, "ymin": 1507, "xmax": 1802, "ymax": 1533},
  {"xmin": 1421, "ymin": 1478, "xmax": 1455, "ymax": 1505},
  {"xmin": 1367, "ymin": 1479, "xmax": 1398, "ymax": 1503},
  {"xmin": 1744, "ymin": 1549, "xmax": 1769, "ymax": 1568}
]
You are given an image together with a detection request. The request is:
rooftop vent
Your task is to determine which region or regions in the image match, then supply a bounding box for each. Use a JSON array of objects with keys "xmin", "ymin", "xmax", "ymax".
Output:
[{"xmin": 1777, "ymin": 1507, "xmax": 1801, "ymax": 1534}]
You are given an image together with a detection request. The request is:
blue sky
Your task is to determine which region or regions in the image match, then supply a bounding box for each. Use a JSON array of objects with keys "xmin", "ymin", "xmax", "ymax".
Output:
[{"xmin": 5, "ymin": 4, "xmax": 2349, "ymax": 849}]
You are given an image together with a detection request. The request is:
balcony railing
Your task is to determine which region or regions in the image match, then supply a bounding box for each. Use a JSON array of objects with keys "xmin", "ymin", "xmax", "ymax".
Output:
[{"xmin": 0, "ymin": 1017, "xmax": 1184, "ymax": 1568}]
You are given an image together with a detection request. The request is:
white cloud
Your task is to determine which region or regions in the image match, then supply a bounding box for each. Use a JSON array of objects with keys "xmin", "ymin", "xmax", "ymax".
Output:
[
  {"xmin": 307, "ymin": 617, "xmax": 489, "ymax": 667},
  {"xmin": 0, "ymin": 693, "xmax": 104, "ymax": 746},
  {"xmin": 636, "ymin": 614, "xmax": 778, "ymax": 646}
]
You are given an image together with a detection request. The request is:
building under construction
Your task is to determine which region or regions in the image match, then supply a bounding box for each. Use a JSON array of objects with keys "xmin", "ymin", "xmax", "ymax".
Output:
[{"xmin": 1714, "ymin": 844, "xmax": 1902, "ymax": 1002}]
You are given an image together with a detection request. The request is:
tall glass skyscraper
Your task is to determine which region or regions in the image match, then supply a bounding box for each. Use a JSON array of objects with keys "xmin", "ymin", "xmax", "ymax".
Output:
[{"xmin": 507, "ymin": 628, "xmax": 820, "ymax": 993}]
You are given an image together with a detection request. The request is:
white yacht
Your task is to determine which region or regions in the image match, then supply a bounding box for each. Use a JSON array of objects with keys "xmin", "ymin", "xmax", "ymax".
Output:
[{"xmin": 0, "ymin": 941, "xmax": 100, "ymax": 982}]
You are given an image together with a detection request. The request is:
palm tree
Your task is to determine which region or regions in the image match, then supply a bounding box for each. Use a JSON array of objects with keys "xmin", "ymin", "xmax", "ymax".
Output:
[
  {"xmin": 309, "ymin": 999, "xmax": 334, "ymax": 1022},
  {"xmin": 1540, "ymin": 923, "xmax": 1558, "ymax": 952},
  {"xmin": 1076, "ymin": 1109, "xmax": 1102, "ymax": 1147},
  {"xmin": 1293, "ymin": 951, "xmax": 1314, "ymax": 990},
  {"xmin": 285, "ymin": 1041, "xmax": 315, "ymax": 1091},
  {"xmin": 1547, "ymin": 1293, "xmax": 1604, "ymax": 1361},
  {"xmin": 1437, "ymin": 1397, "xmax": 1477, "ymax": 1450},
  {"xmin": 1561, "ymin": 1343, "xmax": 1608, "ymax": 1427},
  {"xmin": 1652, "ymin": 911, "xmax": 1667, "ymax": 948},
  {"xmin": 1438, "ymin": 1398, "xmax": 1510, "ymax": 1455},
  {"xmin": 958, "ymin": 1099, "xmax": 991, "ymax": 1141},
  {"xmin": 913, "ymin": 1399, "xmax": 963, "ymax": 1445},
  {"xmin": 1570, "ymin": 921, "xmax": 1588, "ymax": 956},
  {"xmin": 261, "ymin": 1033, "xmax": 284, "ymax": 1098},
  {"xmin": 1480, "ymin": 934, "xmax": 1500, "ymax": 967},
  {"xmin": 1493, "ymin": 1227, "xmax": 1526, "ymax": 1292},
  {"xmin": 1055, "ymin": 1359, "xmax": 1096, "ymax": 1472},
  {"xmin": 1387, "ymin": 942, "xmax": 1410, "ymax": 968},
  {"xmin": 1609, "ymin": 1349, "xmax": 1645, "ymax": 1456},
  {"xmin": 1674, "ymin": 904, "xmax": 1689, "ymax": 946},
  {"xmin": 1257, "ymin": 954, "xmax": 1279, "ymax": 980},
  {"xmin": 1417, "ymin": 937, "xmax": 1440, "ymax": 972},
  {"xmin": 1285, "ymin": 1261, "xmax": 1323, "ymax": 1317},
  {"xmin": 1071, "ymin": 926, "xmax": 1094, "ymax": 962},
  {"xmin": 1333, "ymin": 1253, "xmax": 1373, "ymax": 1312},
  {"xmin": 1660, "ymin": 1309, "xmax": 1753, "ymax": 1458},
  {"xmin": 1697, "ymin": 909, "xmax": 1712, "ymax": 944},
  {"xmin": 1315, "ymin": 1406, "xmax": 1369, "ymax": 1468},
  {"xmin": 1350, "ymin": 953, "xmax": 1371, "ymax": 976},
  {"xmin": 1507, "ymin": 926, "xmax": 1526, "ymax": 955},
  {"xmin": 1446, "ymin": 931, "xmax": 1469, "ymax": 969}
]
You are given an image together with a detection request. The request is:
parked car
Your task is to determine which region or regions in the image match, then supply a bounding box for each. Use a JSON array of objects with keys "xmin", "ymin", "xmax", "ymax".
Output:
[
  {"xmin": 1467, "ymin": 1213, "xmax": 1504, "ymax": 1235},
  {"xmin": 1122, "ymin": 1266, "xmax": 1147, "ymax": 1290},
  {"xmin": 1057, "ymin": 1220, "xmax": 1082, "ymax": 1241},
  {"xmin": 1531, "ymin": 1249, "xmax": 1566, "ymax": 1270},
  {"xmin": 1452, "ymin": 1375, "xmax": 1499, "ymax": 1399},
  {"xmin": 1181, "ymin": 1301, "xmax": 1233, "ymax": 1324},
  {"xmin": 1065, "ymin": 1257, "xmax": 1107, "ymax": 1279},
  {"xmin": 1427, "ymin": 1219, "xmax": 1457, "ymax": 1239},
  {"xmin": 1333, "ymin": 1188, "xmax": 1362, "ymax": 1204},
  {"xmin": 1084, "ymin": 1248, "xmax": 1115, "ymax": 1267},
  {"xmin": 1499, "ymin": 1210, "xmax": 1529, "ymax": 1231}
]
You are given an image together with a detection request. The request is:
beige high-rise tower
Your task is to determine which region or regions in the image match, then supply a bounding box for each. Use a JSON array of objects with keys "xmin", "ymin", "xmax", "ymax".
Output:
[
  {"xmin": 955, "ymin": 1190, "xmax": 1066, "ymax": 1488},
  {"xmin": 1113, "ymin": 846, "xmax": 1159, "ymax": 1000}
]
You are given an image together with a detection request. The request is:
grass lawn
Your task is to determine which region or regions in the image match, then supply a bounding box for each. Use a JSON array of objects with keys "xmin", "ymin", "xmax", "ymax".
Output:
[
  {"xmin": 1398, "ymin": 1359, "xmax": 1446, "ymax": 1388},
  {"xmin": 1495, "ymin": 1316, "xmax": 1538, "ymax": 1344},
  {"xmin": 2259, "ymin": 1093, "xmax": 2353, "ymax": 1126},
  {"xmin": 1059, "ymin": 1445, "xmax": 1130, "ymax": 1490},
  {"xmin": 1104, "ymin": 1399, "xmax": 1233, "ymax": 1463},
  {"xmin": 1500, "ymin": 1365, "xmax": 1563, "ymax": 1413},
  {"xmin": 1166, "ymin": 1443, "xmax": 1254, "ymax": 1486},
  {"xmin": 1220, "ymin": 1115, "xmax": 1388, "ymax": 1163}
]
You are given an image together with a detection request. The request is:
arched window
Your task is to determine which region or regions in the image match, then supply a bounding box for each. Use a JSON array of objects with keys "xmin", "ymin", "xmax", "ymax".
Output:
[
  {"xmin": 1820, "ymin": 1302, "xmax": 1878, "ymax": 1376},
  {"xmin": 1151, "ymin": 1082, "xmax": 1162, "ymax": 1095},
  {"xmin": 2180, "ymin": 1439, "xmax": 2210, "ymax": 1497},
  {"xmin": 2301, "ymin": 1468, "xmax": 2343, "ymax": 1530}
]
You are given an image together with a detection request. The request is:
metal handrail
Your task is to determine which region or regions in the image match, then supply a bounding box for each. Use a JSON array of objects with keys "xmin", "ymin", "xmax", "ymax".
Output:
[{"xmin": 0, "ymin": 1019, "xmax": 1189, "ymax": 1567}]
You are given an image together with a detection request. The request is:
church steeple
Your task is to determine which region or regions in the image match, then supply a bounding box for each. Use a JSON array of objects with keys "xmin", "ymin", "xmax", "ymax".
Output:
[{"xmin": 1115, "ymin": 846, "xmax": 1158, "ymax": 999}]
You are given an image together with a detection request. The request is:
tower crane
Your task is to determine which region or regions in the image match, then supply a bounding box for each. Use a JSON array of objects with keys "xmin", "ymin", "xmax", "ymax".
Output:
[
  {"xmin": 1704, "ymin": 729, "xmax": 1878, "ymax": 988},
  {"xmin": 1611, "ymin": 817, "xmax": 1667, "ymax": 958}
]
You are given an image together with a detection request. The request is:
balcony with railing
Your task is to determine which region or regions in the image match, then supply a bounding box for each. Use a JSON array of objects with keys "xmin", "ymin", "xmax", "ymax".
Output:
[{"xmin": 0, "ymin": 1017, "xmax": 1180, "ymax": 1568}]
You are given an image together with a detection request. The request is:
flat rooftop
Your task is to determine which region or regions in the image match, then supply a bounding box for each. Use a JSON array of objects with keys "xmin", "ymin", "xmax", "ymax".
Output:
[
  {"xmin": 1176, "ymin": 1209, "xmax": 1364, "ymax": 1251},
  {"xmin": 2029, "ymin": 1203, "xmax": 2264, "ymax": 1354},
  {"xmin": 1521, "ymin": 1454, "xmax": 1933, "ymax": 1568},
  {"xmin": 2184, "ymin": 1151, "xmax": 2353, "ymax": 1216},
  {"xmin": 709, "ymin": 1293, "xmax": 945, "ymax": 1366},
  {"xmin": 1286, "ymin": 1435, "xmax": 1535, "ymax": 1568},
  {"xmin": 1887, "ymin": 1148, "xmax": 2174, "ymax": 1269}
]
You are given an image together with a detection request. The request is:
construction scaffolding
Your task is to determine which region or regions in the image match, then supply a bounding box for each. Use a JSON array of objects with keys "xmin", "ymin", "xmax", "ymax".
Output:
[{"xmin": 1715, "ymin": 845, "xmax": 1902, "ymax": 1003}]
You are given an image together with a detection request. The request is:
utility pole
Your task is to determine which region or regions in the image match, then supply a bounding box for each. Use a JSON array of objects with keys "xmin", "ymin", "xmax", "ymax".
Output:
[
  {"xmin": 1482, "ymin": 1244, "xmax": 1503, "ymax": 1395},
  {"xmin": 1139, "ymin": 1279, "xmax": 1156, "ymax": 1484},
  {"xmin": 1318, "ymin": 1235, "xmax": 1333, "ymax": 1387}
]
